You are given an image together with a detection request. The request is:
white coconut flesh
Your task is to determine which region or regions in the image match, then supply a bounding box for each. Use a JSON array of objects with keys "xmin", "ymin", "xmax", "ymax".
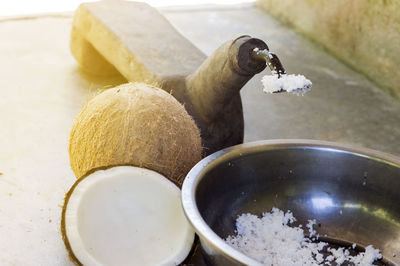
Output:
[{"xmin": 63, "ymin": 166, "xmax": 194, "ymax": 266}]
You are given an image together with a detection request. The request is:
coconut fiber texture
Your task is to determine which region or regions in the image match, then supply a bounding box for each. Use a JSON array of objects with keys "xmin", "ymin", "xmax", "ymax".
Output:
[{"xmin": 69, "ymin": 82, "xmax": 202, "ymax": 186}]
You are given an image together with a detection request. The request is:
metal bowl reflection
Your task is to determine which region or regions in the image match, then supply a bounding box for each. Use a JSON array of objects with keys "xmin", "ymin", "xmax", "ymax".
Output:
[{"xmin": 181, "ymin": 140, "xmax": 400, "ymax": 265}]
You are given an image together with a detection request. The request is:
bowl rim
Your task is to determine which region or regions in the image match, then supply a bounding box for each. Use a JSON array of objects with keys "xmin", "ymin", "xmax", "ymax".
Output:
[{"xmin": 181, "ymin": 139, "xmax": 400, "ymax": 265}]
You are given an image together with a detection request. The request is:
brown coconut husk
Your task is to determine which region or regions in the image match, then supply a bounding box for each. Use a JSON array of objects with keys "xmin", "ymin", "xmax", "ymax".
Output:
[{"xmin": 69, "ymin": 82, "xmax": 202, "ymax": 186}]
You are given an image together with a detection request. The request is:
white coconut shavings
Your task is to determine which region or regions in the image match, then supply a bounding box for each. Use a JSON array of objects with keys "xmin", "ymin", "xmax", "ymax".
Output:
[
  {"xmin": 225, "ymin": 208, "xmax": 382, "ymax": 265},
  {"xmin": 262, "ymin": 74, "xmax": 312, "ymax": 95}
]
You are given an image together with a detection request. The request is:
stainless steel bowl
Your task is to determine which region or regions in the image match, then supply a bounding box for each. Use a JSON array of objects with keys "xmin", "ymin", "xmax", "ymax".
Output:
[{"xmin": 182, "ymin": 140, "xmax": 400, "ymax": 265}]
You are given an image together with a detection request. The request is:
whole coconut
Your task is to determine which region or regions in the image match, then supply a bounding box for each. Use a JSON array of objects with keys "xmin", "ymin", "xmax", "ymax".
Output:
[{"xmin": 69, "ymin": 82, "xmax": 202, "ymax": 186}]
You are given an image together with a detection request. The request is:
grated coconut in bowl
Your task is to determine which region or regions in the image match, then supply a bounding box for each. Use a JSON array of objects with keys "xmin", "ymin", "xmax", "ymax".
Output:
[{"xmin": 225, "ymin": 207, "xmax": 382, "ymax": 265}]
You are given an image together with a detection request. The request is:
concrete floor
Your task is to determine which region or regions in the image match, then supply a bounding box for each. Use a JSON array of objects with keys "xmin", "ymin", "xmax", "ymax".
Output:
[{"xmin": 163, "ymin": 4, "xmax": 400, "ymax": 157}]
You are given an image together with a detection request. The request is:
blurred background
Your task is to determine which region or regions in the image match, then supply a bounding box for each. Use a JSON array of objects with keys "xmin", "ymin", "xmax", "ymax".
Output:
[
  {"xmin": 2, "ymin": 0, "xmax": 399, "ymax": 100},
  {"xmin": 1, "ymin": 0, "xmax": 254, "ymax": 17}
]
